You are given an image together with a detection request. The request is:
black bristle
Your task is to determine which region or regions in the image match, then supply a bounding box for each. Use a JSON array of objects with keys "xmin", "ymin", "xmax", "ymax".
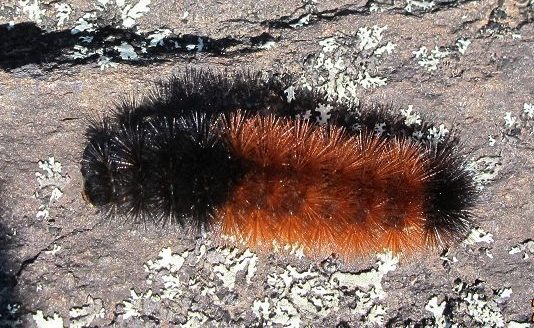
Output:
[
  {"xmin": 81, "ymin": 122, "xmax": 115, "ymax": 207},
  {"xmin": 423, "ymin": 137, "xmax": 478, "ymax": 245},
  {"xmin": 82, "ymin": 103, "xmax": 247, "ymax": 228}
]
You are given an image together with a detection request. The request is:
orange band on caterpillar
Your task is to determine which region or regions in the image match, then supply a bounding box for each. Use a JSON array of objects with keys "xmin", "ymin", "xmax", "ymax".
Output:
[{"xmin": 81, "ymin": 70, "xmax": 476, "ymax": 260}]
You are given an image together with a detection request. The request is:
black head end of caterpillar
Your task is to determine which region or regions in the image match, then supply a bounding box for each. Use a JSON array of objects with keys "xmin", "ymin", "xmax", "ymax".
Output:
[
  {"xmin": 80, "ymin": 109, "xmax": 246, "ymax": 228},
  {"xmin": 81, "ymin": 123, "xmax": 115, "ymax": 207},
  {"xmin": 423, "ymin": 139, "xmax": 478, "ymax": 245}
]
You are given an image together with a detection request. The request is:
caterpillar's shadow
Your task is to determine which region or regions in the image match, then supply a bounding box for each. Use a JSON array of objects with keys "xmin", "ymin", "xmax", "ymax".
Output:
[
  {"xmin": 0, "ymin": 184, "xmax": 19, "ymax": 325},
  {"xmin": 0, "ymin": 22, "xmax": 276, "ymax": 71}
]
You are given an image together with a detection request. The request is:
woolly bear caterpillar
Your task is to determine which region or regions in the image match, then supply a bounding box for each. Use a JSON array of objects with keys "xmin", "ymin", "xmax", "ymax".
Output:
[{"xmin": 81, "ymin": 69, "xmax": 476, "ymax": 260}]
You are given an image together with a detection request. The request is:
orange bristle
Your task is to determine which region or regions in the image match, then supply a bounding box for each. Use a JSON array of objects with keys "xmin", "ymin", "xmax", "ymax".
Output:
[{"xmin": 215, "ymin": 113, "xmax": 430, "ymax": 259}]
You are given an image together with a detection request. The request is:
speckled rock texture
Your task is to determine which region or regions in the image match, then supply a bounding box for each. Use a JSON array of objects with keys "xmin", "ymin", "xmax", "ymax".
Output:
[{"xmin": 0, "ymin": 0, "xmax": 533, "ymax": 327}]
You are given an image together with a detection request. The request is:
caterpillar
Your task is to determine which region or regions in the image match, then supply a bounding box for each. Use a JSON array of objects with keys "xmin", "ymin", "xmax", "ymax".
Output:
[{"xmin": 80, "ymin": 69, "xmax": 477, "ymax": 260}]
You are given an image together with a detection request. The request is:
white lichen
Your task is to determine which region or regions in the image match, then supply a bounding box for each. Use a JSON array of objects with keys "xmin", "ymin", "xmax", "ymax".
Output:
[
  {"xmin": 71, "ymin": 13, "xmax": 96, "ymax": 34},
  {"xmin": 496, "ymin": 288, "xmax": 512, "ymax": 299},
  {"xmin": 69, "ymin": 296, "xmax": 105, "ymax": 328},
  {"xmin": 374, "ymin": 122, "xmax": 387, "ymax": 136},
  {"xmin": 366, "ymin": 304, "xmax": 386, "ymax": 326},
  {"xmin": 97, "ymin": 55, "xmax": 118, "ymax": 70},
  {"xmin": 401, "ymin": 105, "xmax": 422, "ymax": 126},
  {"xmin": 456, "ymin": 38, "xmax": 471, "ymax": 55},
  {"xmin": 310, "ymin": 24, "xmax": 392, "ymax": 102},
  {"xmin": 315, "ymin": 103, "xmax": 333, "ymax": 125},
  {"xmin": 67, "ymin": 45, "xmax": 101, "ymax": 60},
  {"xmin": 185, "ymin": 37, "xmax": 204, "ymax": 52},
  {"xmin": 257, "ymin": 40, "xmax": 277, "ymax": 50},
  {"xmin": 32, "ymin": 311, "xmax": 64, "ymax": 328},
  {"xmin": 507, "ymin": 321, "xmax": 532, "ymax": 328},
  {"xmin": 466, "ymin": 156, "xmax": 502, "ymax": 187},
  {"xmin": 181, "ymin": 311, "xmax": 209, "ymax": 327},
  {"xmin": 114, "ymin": 42, "xmax": 138, "ymax": 60},
  {"xmin": 405, "ymin": 0, "xmax": 435, "ymax": 12},
  {"xmin": 144, "ymin": 247, "xmax": 188, "ymax": 274},
  {"xmin": 503, "ymin": 112, "xmax": 518, "ymax": 128},
  {"xmin": 488, "ymin": 135, "xmax": 497, "ymax": 146},
  {"xmin": 254, "ymin": 252, "xmax": 397, "ymax": 326},
  {"xmin": 318, "ymin": 38, "xmax": 339, "ymax": 53},
  {"xmin": 463, "ymin": 227, "xmax": 494, "ymax": 245},
  {"xmin": 523, "ymin": 103, "xmax": 534, "ymax": 119},
  {"xmin": 121, "ymin": 0, "xmax": 151, "ymax": 28},
  {"xmin": 357, "ymin": 71, "xmax": 387, "ymax": 89},
  {"xmin": 35, "ymin": 157, "xmax": 69, "ymax": 220},
  {"xmin": 427, "ymin": 124, "xmax": 449, "ymax": 142},
  {"xmin": 44, "ymin": 244, "xmax": 61, "ymax": 256},
  {"xmin": 374, "ymin": 42, "xmax": 396, "ymax": 56},
  {"xmin": 18, "ymin": 0, "xmax": 46, "ymax": 24},
  {"xmin": 508, "ymin": 239, "xmax": 534, "ymax": 259},
  {"xmin": 284, "ymin": 86, "xmax": 296, "ymax": 103},
  {"xmin": 54, "ymin": 3, "xmax": 72, "ymax": 28},
  {"xmin": 290, "ymin": 14, "xmax": 311, "ymax": 28},
  {"xmin": 147, "ymin": 29, "xmax": 172, "ymax": 47},
  {"xmin": 463, "ymin": 291, "xmax": 504, "ymax": 327}
]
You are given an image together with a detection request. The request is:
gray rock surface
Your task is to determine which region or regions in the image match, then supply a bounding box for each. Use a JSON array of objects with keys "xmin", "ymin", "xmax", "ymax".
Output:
[{"xmin": 0, "ymin": 0, "xmax": 533, "ymax": 327}]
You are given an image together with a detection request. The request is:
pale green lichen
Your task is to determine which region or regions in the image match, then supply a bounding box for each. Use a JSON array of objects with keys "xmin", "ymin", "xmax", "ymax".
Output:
[
  {"xmin": 413, "ymin": 46, "xmax": 450, "ymax": 71},
  {"xmin": 357, "ymin": 25, "xmax": 387, "ymax": 51},
  {"xmin": 466, "ymin": 156, "xmax": 502, "ymax": 188}
]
